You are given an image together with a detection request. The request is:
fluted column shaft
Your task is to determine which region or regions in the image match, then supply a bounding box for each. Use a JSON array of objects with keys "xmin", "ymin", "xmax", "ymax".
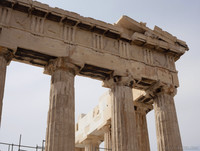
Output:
[
  {"xmin": 45, "ymin": 58, "xmax": 77, "ymax": 151},
  {"xmin": 154, "ymin": 92, "xmax": 183, "ymax": 151},
  {"xmin": 111, "ymin": 84, "xmax": 138, "ymax": 151},
  {"xmin": 104, "ymin": 125, "xmax": 112, "ymax": 150},
  {"xmin": 0, "ymin": 55, "xmax": 7, "ymax": 126},
  {"xmin": 135, "ymin": 104, "xmax": 151, "ymax": 151},
  {"xmin": 0, "ymin": 48, "xmax": 13, "ymax": 127}
]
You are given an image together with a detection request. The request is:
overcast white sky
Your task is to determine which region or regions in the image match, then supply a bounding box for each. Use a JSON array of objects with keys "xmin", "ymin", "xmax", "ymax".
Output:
[{"xmin": 1, "ymin": 0, "xmax": 200, "ymax": 151}]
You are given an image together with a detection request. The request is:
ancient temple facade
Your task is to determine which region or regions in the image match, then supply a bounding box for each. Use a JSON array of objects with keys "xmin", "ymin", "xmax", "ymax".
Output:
[{"xmin": 0, "ymin": 0, "xmax": 189, "ymax": 151}]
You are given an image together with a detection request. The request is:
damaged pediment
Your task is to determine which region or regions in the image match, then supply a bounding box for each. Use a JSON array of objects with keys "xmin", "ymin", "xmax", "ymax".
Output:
[{"xmin": 116, "ymin": 15, "xmax": 189, "ymax": 59}]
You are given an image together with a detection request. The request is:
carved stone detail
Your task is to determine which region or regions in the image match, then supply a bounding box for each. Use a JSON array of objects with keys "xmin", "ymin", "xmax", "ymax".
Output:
[
  {"xmin": 63, "ymin": 25, "xmax": 75, "ymax": 42},
  {"xmin": 93, "ymin": 33, "xmax": 103, "ymax": 50},
  {"xmin": 31, "ymin": 16, "xmax": 44, "ymax": 34},
  {"xmin": 144, "ymin": 48, "xmax": 153, "ymax": 65},
  {"xmin": 166, "ymin": 54, "xmax": 175, "ymax": 70},
  {"xmin": 119, "ymin": 41, "xmax": 129, "ymax": 58},
  {"xmin": 0, "ymin": 7, "xmax": 11, "ymax": 24}
]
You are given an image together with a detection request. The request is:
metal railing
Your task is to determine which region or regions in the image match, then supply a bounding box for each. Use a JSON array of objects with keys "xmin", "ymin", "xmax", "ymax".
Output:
[
  {"xmin": 0, "ymin": 144, "xmax": 111, "ymax": 151},
  {"xmin": 0, "ymin": 138, "xmax": 112, "ymax": 151},
  {"xmin": 0, "ymin": 141, "xmax": 45, "ymax": 151}
]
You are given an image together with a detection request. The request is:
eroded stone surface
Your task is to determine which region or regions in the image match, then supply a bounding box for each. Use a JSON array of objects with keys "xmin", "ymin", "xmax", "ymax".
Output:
[
  {"xmin": 154, "ymin": 91, "xmax": 183, "ymax": 151},
  {"xmin": 0, "ymin": 47, "xmax": 13, "ymax": 126},
  {"xmin": 0, "ymin": 0, "xmax": 189, "ymax": 90},
  {"xmin": 110, "ymin": 85, "xmax": 138, "ymax": 151},
  {"xmin": 135, "ymin": 102, "xmax": 151, "ymax": 151},
  {"xmin": 0, "ymin": 55, "xmax": 7, "ymax": 126},
  {"xmin": 45, "ymin": 60, "xmax": 75, "ymax": 151},
  {"xmin": 104, "ymin": 125, "xmax": 112, "ymax": 150}
]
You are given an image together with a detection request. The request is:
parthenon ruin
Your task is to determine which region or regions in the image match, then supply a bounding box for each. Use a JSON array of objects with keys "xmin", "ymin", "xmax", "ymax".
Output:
[{"xmin": 0, "ymin": 0, "xmax": 189, "ymax": 151}]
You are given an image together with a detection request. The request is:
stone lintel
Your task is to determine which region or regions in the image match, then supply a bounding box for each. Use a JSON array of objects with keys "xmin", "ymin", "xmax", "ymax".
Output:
[{"xmin": 1, "ymin": 0, "xmax": 188, "ymax": 55}]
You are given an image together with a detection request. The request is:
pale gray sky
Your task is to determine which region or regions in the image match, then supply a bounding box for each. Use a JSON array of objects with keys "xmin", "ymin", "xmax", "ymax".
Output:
[{"xmin": 0, "ymin": 0, "xmax": 200, "ymax": 151}]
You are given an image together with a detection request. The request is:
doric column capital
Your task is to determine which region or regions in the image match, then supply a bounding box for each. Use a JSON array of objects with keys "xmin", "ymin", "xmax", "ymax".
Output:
[
  {"xmin": 0, "ymin": 47, "xmax": 14, "ymax": 64},
  {"xmin": 154, "ymin": 84, "xmax": 177, "ymax": 97},
  {"xmin": 103, "ymin": 75, "xmax": 135, "ymax": 88},
  {"xmin": 44, "ymin": 57, "xmax": 80, "ymax": 75},
  {"xmin": 83, "ymin": 136, "xmax": 102, "ymax": 145},
  {"xmin": 134, "ymin": 102, "xmax": 153, "ymax": 114},
  {"xmin": 145, "ymin": 81, "xmax": 177, "ymax": 97},
  {"xmin": 101, "ymin": 124, "xmax": 111, "ymax": 133}
]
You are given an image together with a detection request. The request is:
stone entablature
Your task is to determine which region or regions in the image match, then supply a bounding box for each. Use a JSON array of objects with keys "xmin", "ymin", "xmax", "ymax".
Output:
[
  {"xmin": 75, "ymin": 91, "xmax": 111, "ymax": 148},
  {"xmin": 0, "ymin": 0, "xmax": 188, "ymax": 90}
]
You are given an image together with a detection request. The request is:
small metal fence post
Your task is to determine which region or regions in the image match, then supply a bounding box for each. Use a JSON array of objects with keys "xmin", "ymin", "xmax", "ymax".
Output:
[
  {"xmin": 42, "ymin": 140, "xmax": 45, "ymax": 151},
  {"xmin": 18, "ymin": 134, "xmax": 22, "ymax": 151},
  {"xmin": 11, "ymin": 144, "xmax": 13, "ymax": 151},
  {"xmin": 7, "ymin": 144, "xmax": 10, "ymax": 151}
]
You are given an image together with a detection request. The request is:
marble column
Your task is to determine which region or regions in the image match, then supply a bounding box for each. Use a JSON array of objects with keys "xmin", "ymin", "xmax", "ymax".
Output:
[
  {"xmin": 84, "ymin": 139, "xmax": 101, "ymax": 151},
  {"xmin": 104, "ymin": 125, "xmax": 112, "ymax": 150},
  {"xmin": 110, "ymin": 82, "xmax": 138, "ymax": 151},
  {"xmin": 0, "ymin": 48, "xmax": 13, "ymax": 127},
  {"xmin": 154, "ymin": 86, "xmax": 183, "ymax": 151},
  {"xmin": 44, "ymin": 58, "xmax": 78, "ymax": 151},
  {"xmin": 134, "ymin": 102, "xmax": 152, "ymax": 151}
]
